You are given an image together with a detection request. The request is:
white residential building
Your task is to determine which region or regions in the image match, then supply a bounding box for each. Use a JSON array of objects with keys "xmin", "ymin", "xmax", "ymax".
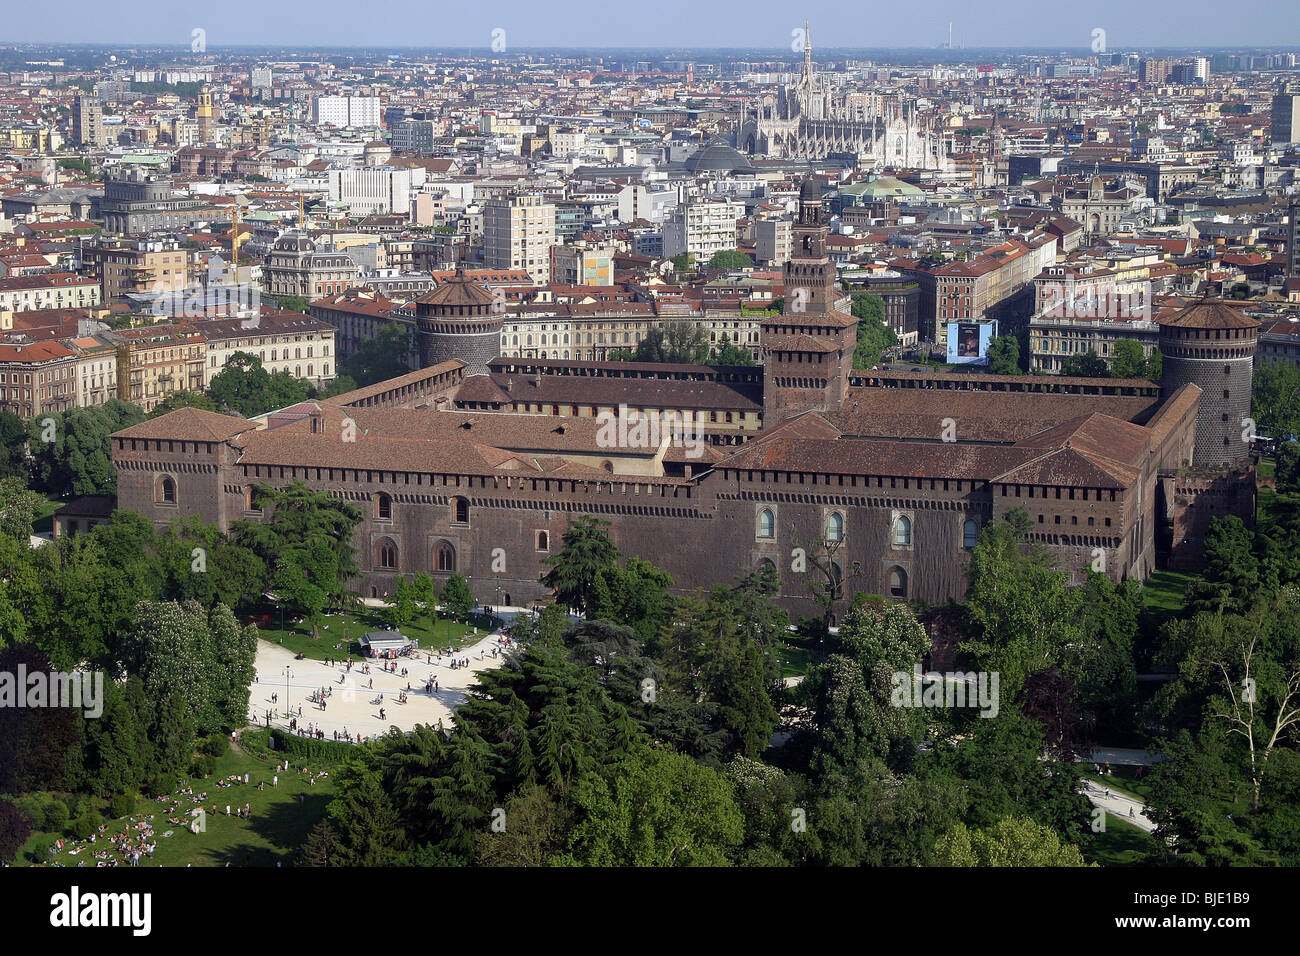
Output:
[
  {"xmin": 483, "ymin": 194, "xmax": 556, "ymax": 286},
  {"xmin": 327, "ymin": 166, "xmax": 425, "ymax": 216},
  {"xmin": 313, "ymin": 95, "xmax": 382, "ymax": 129},
  {"xmin": 662, "ymin": 198, "xmax": 744, "ymax": 262}
]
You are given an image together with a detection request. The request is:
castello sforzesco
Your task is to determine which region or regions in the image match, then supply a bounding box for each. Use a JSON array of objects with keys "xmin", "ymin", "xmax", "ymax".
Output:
[{"xmin": 107, "ymin": 183, "xmax": 1257, "ymax": 621}]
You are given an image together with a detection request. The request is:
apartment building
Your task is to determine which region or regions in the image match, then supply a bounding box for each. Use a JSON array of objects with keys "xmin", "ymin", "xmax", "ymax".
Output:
[
  {"xmin": 755, "ymin": 218, "xmax": 792, "ymax": 266},
  {"xmin": 663, "ymin": 198, "xmax": 744, "ymax": 262},
  {"xmin": 483, "ymin": 194, "xmax": 556, "ymax": 286},
  {"xmin": 551, "ymin": 244, "xmax": 614, "ymax": 286},
  {"xmin": 67, "ymin": 335, "xmax": 120, "ymax": 409},
  {"xmin": 107, "ymin": 324, "xmax": 206, "ymax": 413},
  {"xmin": 313, "ymin": 95, "xmax": 382, "ymax": 129},
  {"xmin": 195, "ymin": 311, "xmax": 337, "ymax": 387},
  {"xmin": 0, "ymin": 340, "xmax": 78, "ymax": 418},
  {"xmin": 98, "ymin": 238, "xmax": 189, "ymax": 302},
  {"xmin": 327, "ymin": 166, "xmax": 423, "ymax": 216},
  {"xmin": 0, "ymin": 273, "xmax": 102, "ymax": 312}
]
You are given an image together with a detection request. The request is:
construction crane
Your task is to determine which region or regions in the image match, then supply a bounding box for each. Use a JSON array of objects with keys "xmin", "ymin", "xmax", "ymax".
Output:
[{"xmin": 230, "ymin": 205, "xmax": 245, "ymax": 263}]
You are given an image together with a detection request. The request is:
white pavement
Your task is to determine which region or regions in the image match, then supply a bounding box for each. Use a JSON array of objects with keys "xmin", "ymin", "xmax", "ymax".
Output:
[
  {"xmin": 1079, "ymin": 778, "xmax": 1157, "ymax": 834},
  {"xmin": 250, "ymin": 618, "xmax": 528, "ymax": 743}
]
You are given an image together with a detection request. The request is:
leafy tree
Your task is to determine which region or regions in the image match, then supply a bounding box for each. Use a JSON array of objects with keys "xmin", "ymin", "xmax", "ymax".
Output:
[
  {"xmin": 209, "ymin": 352, "xmax": 313, "ymax": 418},
  {"xmin": 707, "ymin": 249, "xmax": 752, "ymax": 270},
  {"xmin": 1277, "ymin": 441, "xmax": 1300, "ymax": 495},
  {"xmin": 541, "ymin": 516, "xmax": 620, "ymax": 615},
  {"xmin": 155, "ymin": 515, "xmax": 264, "ymax": 609},
  {"xmin": 1254, "ymin": 361, "xmax": 1300, "ymax": 440},
  {"xmin": 344, "ymin": 323, "xmax": 411, "ymax": 387},
  {"xmin": 933, "ymin": 817, "xmax": 1092, "ymax": 866},
  {"xmin": 669, "ymin": 252, "xmax": 695, "ymax": 273},
  {"xmin": 962, "ymin": 509, "xmax": 1086, "ymax": 703},
  {"xmin": 561, "ymin": 747, "xmax": 745, "ymax": 866},
  {"xmin": 1156, "ymin": 592, "xmax": 1300, "ymax": 810},
  {"xmin": 1060, "ymin": 349, "xmax": 1108, "ymax": 378},
  {"xmin": 439, "ymin": 573, "xmax": 475, "ymax": 621},
  {"xmin": 148, "ymin": 391, "xmax": 220, "ymax": 418},
  {"xmin": 1144, "ymin": 729, "xmax": 1274, "ymax": 865},
  {"xmin": 0, "ymin": 410, "xmax": 28, "ymax": 479},
  {"xmin": 232, "ymin": 480, "xmax": 363, "ymax": 631},
  {"xmin": 326, "ymin": 754, "xmax": 405, "ymax": 865},
  {"xmin": 0, "ymin": 477, "xmax": 45, "ymax": 540},
  {"xmin": 0, "ymin": 801, "xmax": 31, "ymax": 864},
  {"xmin": 476, "ymin": 784, "xmax": 571, "ymax": 866},
  {"xmin": 615, "ymin": 322, "xmax": 711, "ymax": 365},
  {"xmin": 118, "ymin": 600, "xmax": 255, "ymax": 736},
  {"xmin": 589, "ymin": 556, "xmax": 674, "ymax": 644},
  {"xmin": 28, "ymin": 400, "xmax": 145, "ymax": 497},
  {"xmin": 851, "ymin": 293, "xmax": 896, "ymax": 369},
  {"xmin": 386, "ymin": 576, "xmax": 418, "ymax": 629},
  {"xmin": 270, "ymin": 294, "xmax": 311, "ymax": 313},
  {"xmin": 985, "ymin": 333, "xmax": 1020, "ymax": 375},
  {"xmin": 1110, "ymin": 338, "xmax": 1148, "ymax": 379},
  {"xmin": 317, "ymin": 375, "xmax": 359, "ymax": 399},
  {"xmin": 712, "ymin": 331, "xmax": 755, "ymax": 366}
]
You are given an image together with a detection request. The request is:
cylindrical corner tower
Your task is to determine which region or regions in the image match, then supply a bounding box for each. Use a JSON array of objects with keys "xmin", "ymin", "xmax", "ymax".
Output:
[
  {"xmin": 1158, "ymin": 297, "xmax": 1260, "ymax": 468},
  {"xmin": 413, "ymin": 267, "xmax": 503, "ymax": 376}
]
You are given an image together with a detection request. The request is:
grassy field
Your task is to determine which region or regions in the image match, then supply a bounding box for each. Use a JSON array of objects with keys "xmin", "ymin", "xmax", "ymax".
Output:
[
  {"xmin": 1142, "ymin": 569, "xmax": 1195, "ymax": 618},
  {"xmin": 1081, "ymin": 812, "xmax": 1162, "ymax": 866},
  {"xmin": 777, "ymin": 630, "xmax": 821, "ymax": 678},
  {"xmin": 31, "ymin": 499, "xmax": 62, "ymax": 535},
  {"xmin": 250, "ymin": 608, "xmax": 502, "ymax": 661},
  {"xmin": 20, "ymin": 741, "xmax": 339, "ymax": 868}
]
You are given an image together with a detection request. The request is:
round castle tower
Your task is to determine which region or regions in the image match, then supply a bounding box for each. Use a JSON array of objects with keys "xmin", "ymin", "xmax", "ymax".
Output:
[
  {"xmin": 1158, "ymin": 296, "xmax": 1260, "ymax": 469},
  {"xmin": 412, "ymin": 266, "xmax": 503, "ymax": 376}
]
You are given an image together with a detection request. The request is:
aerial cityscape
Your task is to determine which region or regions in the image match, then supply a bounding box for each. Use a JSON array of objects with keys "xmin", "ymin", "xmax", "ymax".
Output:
[{"xmin": 0, "ymin": 1, "xmax": 1296, "ymax": 907}]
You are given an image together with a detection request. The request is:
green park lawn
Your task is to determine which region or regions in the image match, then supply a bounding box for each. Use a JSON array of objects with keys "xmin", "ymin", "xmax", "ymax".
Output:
[
  {"xmin": 250, "ymin": 607, "xmax": 502, "ymax": 661},
  {"xmin": 1142, "ymin": 569, "xmax": 1195, "ymax": 619},
  {"xmin": 31, "ymin": 499, "xmax": 62, "ymax": 535},
  {"xmin": 1081, "ymin": 812, "xmax": 1163, "ymax": 866},
  {"xmin": 19, "ymin": 740, "xmax": 338, "ymax": 868},
  {"xmin": 777, "ymin": 629, "xmax": 820, "ymax": 679}
]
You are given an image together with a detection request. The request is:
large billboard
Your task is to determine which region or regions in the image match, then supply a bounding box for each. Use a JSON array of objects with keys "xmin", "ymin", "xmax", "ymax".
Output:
[{"xmin": 946, "ymin": 321, "xmax": 997, "ymax": 366}]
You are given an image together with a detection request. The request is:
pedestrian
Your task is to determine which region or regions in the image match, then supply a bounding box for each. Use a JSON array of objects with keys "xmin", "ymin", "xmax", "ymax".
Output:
[{"xmin": 273, "ymin": 775, "xmax": 278, "ymax": 788}]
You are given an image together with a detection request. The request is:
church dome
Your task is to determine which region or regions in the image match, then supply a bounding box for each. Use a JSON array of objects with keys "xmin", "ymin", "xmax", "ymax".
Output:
[{"xmin": 684, "ymin": 139, "xmax": 753, "ymax": 174}]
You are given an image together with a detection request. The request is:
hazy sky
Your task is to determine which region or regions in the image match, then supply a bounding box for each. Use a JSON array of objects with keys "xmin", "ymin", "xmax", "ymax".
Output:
[{"xmin": 3, "ymin": 0, "xmax": 1296, "ymax": 50}]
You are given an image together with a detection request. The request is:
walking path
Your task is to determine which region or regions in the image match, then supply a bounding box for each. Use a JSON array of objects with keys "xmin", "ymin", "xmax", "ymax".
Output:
[{"xmin": 249, "ymin": 607, "xmax": 545, "ymax": 741}]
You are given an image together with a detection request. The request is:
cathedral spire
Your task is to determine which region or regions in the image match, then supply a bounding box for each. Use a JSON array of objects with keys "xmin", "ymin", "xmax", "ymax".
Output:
[{"xmin": 802, "ymin": 20, "xmax": 813, "ymax": 85}]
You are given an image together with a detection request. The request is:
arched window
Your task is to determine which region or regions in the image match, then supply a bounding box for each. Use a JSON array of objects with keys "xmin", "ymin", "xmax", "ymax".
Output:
[
  {"xmin": 827, "ymin": 511, "xmax": 844, "ymax": 542},
  {"xmin": 888, "ymin": 566, "xmax": 908, "ymax": 598},
  {"xmin": 452, "ymin": 497, "xmax": 469, "ymax": 524},
  {"xmin": 375, "ymin": 538, "xmax": 398, "ymax": 570},
  {"xmin": 375, "ymin": 492, "xmax": 392, "ymax": 520},
  {"xmin": 757, "ymin": 557, "xmax": 777, "ymax": 576},
  {"xmin": 825, "ymin": 561, "xmax": 844, "ymax": 599},
  {"xmin": 892, "ymin": 514, "xmax": 912, "ymax": 546},
  {"xmin": 243, "ymin": 485, "xmax": 259, "ymax": 511},
  {"xmin": 758, "ymin": 508, "xmax": 775, "ymax": 539},
  {"xmin": 536, "ymin": 531, "xmax": 549, "ymax": 551},
  {"xmin": 601, "ymin": 460, "xmax": 613, "ymax": 473},
  {"xmin": 963, "ymin": 518, "xmax": 979, "ymax": 549},
  {"xmin": 156, "ymin": 475, "xmax": 177, "ymax": 504},
  {"xmin": 435, "ymin": 541, "xmax": 456, "ymax": 572}
]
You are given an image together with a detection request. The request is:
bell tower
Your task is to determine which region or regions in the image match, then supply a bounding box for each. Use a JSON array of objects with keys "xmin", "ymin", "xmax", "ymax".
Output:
[{"xmin": 760, "ymin": 178, "xmax": 858, "ymax": 425}]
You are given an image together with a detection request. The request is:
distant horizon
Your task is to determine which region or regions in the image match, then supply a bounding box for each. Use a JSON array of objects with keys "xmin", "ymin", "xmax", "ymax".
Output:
[{"xmin": 2, "ymin": 0, "xmax": 1297, "ymax": 51}]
